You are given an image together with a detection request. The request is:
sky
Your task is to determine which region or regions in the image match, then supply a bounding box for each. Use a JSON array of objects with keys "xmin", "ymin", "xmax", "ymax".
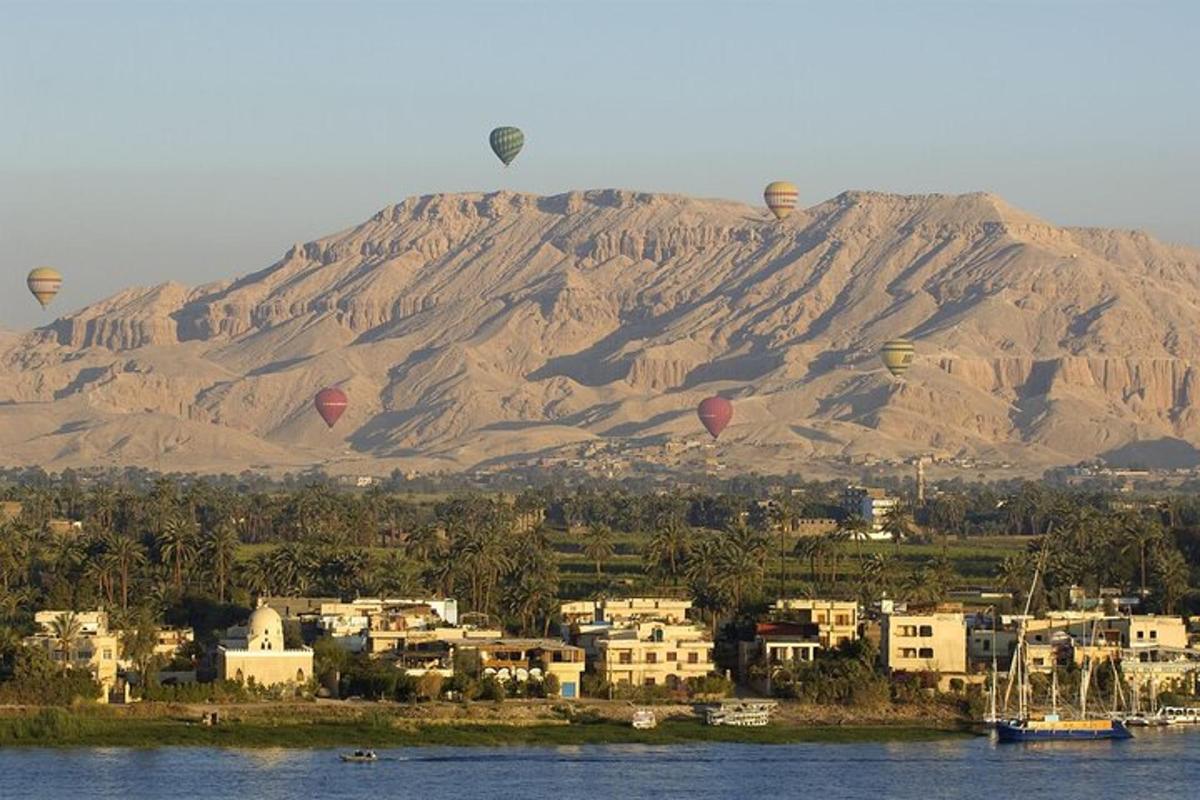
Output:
[{"xmin": 1, "ymin": 0, "xmax": 1197, "ymax": 330}]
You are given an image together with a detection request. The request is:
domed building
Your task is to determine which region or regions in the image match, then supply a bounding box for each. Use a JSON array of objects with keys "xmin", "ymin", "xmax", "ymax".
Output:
[{"xmin": 217, "ymin": 603, "xmax": 312, "ymax": 689}]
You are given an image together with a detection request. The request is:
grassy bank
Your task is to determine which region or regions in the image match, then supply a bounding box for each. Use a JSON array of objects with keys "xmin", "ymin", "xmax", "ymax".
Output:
[{"xmin": 0, "ymin": 706, "xmax": 971, "ymax": 749}]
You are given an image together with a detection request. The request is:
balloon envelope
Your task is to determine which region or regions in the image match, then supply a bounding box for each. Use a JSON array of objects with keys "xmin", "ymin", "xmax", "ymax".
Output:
[
  {"xmin": 489, "ymin": 126, "xmax": 524, "ymax": 166},
  {"xmin": 697, "ymin": 396, "xmax": 733, "ymax": 439},
  {"xmin": 26, "ymin": 267, "xmax": 62, "ymax": 308},
  {"xmin": 763, "ymin": 181, "xmax": 799, "ymax": 221},
  {"xmin": 880, "ymin": 339, "xmax": 916, "ymax": 378},
  {"xmin": 314, "ymin": 387, "xmax": 348, "ymax": 428}
]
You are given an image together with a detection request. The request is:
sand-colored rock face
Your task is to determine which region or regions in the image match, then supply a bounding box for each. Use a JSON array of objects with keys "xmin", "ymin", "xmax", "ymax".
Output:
[{"xmin": 3, "ymin": 188, "xmax": 1200, "ymax": 475}]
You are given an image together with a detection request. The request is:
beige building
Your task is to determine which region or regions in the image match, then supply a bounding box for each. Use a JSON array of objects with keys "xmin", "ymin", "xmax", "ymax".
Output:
[
  {"xmin": 772, "ymin": 599, "xmax": 858, "ymax": 648},
  {"xmin": 218, "ymin": 605, "xmax": 312, "ymax": 689},
  {"xmin": 560, "ymin": 597, "xmax": 692, "ymax": 627},
  {"xmin": 597, "ymin": 621, "xmax": 714, "ymax": 689},
  {"xmin": 458, "ymin": 638, "xmax": 585, "ymax": 698},
  {"xmin": 881, "ymin": 610, "xmax": 967, "ymax": 675},
  {"xmin": 26, "ymin": 609, "xmax": 119, "ymax": 701},
  {"xmin": 738, "ymin": 621, "xmax": 821, "ymax": 694}
]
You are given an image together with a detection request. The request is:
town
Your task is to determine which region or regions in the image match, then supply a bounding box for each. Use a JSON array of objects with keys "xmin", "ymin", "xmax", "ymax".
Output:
[{"xmin": 2, "ymin": 471, "xmax": 1198, "ymax": 743}]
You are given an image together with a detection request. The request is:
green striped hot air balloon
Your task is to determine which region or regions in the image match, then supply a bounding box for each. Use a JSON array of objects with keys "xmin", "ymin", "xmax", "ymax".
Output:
[
  {"xmin": 489, "ymin": 126, "xmax": 524, "ymax": 166},
  {"xmin": 880, "ymin": 339, "xmax": 916, "ymax": 378}
]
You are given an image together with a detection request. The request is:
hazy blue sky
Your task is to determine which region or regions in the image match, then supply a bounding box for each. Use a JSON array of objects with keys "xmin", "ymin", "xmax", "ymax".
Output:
[{"xmin": 1, "ymin": 0, "xmax": 1197, "ymax": 330}]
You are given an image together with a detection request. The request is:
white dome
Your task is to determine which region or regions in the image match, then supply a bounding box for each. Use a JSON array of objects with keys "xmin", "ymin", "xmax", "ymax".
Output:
[{"xmin": 247, "ymin": 605, "xmax": 283, "ymax": 650}]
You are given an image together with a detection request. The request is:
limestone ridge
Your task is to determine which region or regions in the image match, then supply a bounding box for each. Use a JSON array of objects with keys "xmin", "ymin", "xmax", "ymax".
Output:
[{"xmin": 3, "ymin": 188, "xmax": 1200, "ymax": 473}]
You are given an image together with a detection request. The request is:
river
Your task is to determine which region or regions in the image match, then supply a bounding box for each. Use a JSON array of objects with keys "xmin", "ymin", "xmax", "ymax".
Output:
[{"xmin": 2, "ymin": 728, "xmax": 1197, "ymax": 799}]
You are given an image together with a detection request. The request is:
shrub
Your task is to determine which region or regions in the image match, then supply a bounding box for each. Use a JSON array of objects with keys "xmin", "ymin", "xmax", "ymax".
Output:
[
  {"xmin": 686, "ymin": 674, "xmax": 733, "ymax": 699},
  {"xmin": 477, "ymin": 676, "xmax": 506, "ymax": 702},
  {"xmin": 416, "ymin": 672, "xmax": 444, "ymax": 701}
]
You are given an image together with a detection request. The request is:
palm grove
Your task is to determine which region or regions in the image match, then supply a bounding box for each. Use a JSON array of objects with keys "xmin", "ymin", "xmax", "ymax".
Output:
[{"xmin": 1, "ymin": 475, "xmax": 1198, "ymax": 698}]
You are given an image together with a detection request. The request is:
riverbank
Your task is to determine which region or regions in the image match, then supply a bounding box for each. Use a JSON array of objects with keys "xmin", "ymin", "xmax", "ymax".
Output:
[{"xmin": 0, "ymin": 701, "xmax": 974, "ymax": 748}]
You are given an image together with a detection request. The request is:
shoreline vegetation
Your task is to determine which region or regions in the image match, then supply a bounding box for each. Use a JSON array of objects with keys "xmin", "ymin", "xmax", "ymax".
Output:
[{"xmin": 0, "ymin": 701, "xmax": 975, "ymax": 748}]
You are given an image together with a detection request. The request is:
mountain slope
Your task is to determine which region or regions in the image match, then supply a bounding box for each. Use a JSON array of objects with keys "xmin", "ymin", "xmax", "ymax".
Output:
[{"xmin": 3, "ymin": 188, "xmax": 1200, "ymax": 474}]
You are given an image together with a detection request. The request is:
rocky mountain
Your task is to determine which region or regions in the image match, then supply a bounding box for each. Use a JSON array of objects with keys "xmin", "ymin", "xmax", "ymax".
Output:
[{"xmin": 3, "ymin": 188, "xmax": 1200, "ymax": 476}]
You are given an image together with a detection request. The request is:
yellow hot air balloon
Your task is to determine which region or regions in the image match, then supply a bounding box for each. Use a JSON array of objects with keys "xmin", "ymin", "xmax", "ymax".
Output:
[
  {"xmin": 26, "ymin": 267, "xmax": 62, "ymax": 309},
  {"xmin": 763, "ymin": 181, "xmax": 799, "ymax": 221},
  {"xmin": 880, "ymin": 339, "xmax": 916, "ymax": 378}
]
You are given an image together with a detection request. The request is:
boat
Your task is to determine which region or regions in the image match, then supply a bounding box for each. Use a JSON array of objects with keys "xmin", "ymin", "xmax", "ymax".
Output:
[
  {"xmin": 996, "ymin": 716, "xmax": 1131, "ymax": 741},
  {"xmin": 1162, "ymin": 706, "xmax": 1200, "ymax": 724},
  {"xmin": 705, "ymin": 701, "xmax": 776, "ymax": 727},
  {"xmin": 631, "ymin": 709, "xmax": 657, "ymax": 730},
  {"xmin": 340, "ymin": 749, "xmax": 378, "ymax": 763},
  {"xmin": 989, "ymin": 544, "xmax": 1132, "ymax": 744}
]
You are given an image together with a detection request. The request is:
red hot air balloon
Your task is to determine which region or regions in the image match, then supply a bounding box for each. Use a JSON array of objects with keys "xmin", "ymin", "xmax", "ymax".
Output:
[
  {"xmin": 314, "ymin": 387, "xmax": 348, "ymax": 428},
  {"xmin": 697, "ymin": 396, "xmax": 733, "ymax": 439}
]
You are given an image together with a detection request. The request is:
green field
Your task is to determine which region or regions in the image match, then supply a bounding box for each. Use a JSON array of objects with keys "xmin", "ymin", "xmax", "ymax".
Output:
[{"xmin": 236, "ymin": 530, "xmax": 1032, "ymax": 601}]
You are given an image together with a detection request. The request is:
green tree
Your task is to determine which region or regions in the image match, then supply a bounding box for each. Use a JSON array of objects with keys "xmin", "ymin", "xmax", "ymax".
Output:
[{"xmin": 581, "ymin": 523, "xmax": 615, "ymax": 579}]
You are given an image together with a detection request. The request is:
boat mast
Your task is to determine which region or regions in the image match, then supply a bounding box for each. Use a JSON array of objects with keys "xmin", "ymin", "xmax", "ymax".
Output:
[{"xmin": 1051, "ymin": 664, "xmax": 1058, "ymax": 716}]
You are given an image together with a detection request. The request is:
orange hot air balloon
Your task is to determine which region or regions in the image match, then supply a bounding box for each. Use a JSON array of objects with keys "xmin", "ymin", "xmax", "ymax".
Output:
[
  {"xmin": 763, "ymin": 181, "xmax": 799, "ymax": 221},
  {"xmin": 314, "ymin": 387, "xmax": 348, "ymax": 428},
  {"xmin": 26, "ymin": 267, "xmax": 62, "ymax": 308},
  {"xmin": 697, "ymin": 396, "xmax": 733, "ymax": 439}
]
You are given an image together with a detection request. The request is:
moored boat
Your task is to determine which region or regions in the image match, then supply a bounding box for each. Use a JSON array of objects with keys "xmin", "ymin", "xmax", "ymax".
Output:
[
  {"xmin": 996, "ymin": 717, "xmax": 1132, "ymax": 742},
  {"xmin": 631, "ymin": 709, "xmax": 657, "ymax": 730}
]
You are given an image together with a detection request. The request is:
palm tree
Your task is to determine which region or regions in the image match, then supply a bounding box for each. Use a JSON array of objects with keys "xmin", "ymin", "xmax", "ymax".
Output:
[
  {"xmin": 49, "ymin": 611, "xmax": 82, "ymax": 671},
  {"xmin": 581, "ymin": 523, "xmax": 615, "ymax": 579},
  {"xmin": 105, "ymin": 534, "xmax": 147, "ymax": 610},
  {"xmin": 202, "ymin": 520, "xmax": 239, "ymax": 603},
  {"xmin": 156, "ymin": 513, "xmax": 197, "ymax": 596},
  {"xmin": 718, "ymin": 522, "xmax": 769, "ymax": 612},
  {"xmin": 645, "ymin": 517, "xmax": 692, "ymax": 588}
]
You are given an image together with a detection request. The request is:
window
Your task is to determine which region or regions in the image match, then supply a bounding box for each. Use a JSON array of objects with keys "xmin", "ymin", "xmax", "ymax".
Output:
[
  {"xmin": 688, "ymin": 652, "xmax": 698, "ymax": 664},
  {"xmin": 918, "ymin": 625, "xmax": 933, "ymax": 637},
  {"xmin": 646, "ymin": 652, "xmax": 657, "ymax": 664},
  {"xmin": 900, "ymin": 648, "xmax": 918, "ymax": 658},
  {"xmin": 1150, "ymin": 630, "xmax": 1158, "ymax": 639},
  {"xmin": 1137, "ymin": 631, "xmax": 1145, "ymax": 640},
  {"xmin": 102, "ymin": 649, "xmax": 113, "ymax": 660},
  {"xmin": 705, "ymin": 649, "xmax": 712, "ymax": 663},
  {"xmin": 644, "ymin": 677, "xmax": 656, "ymax": 686},
  {"xmin": 835, "ymin": 615, "xmax": 849, "ymax": 626},
  {"xmin": 618, "ymin": 652, "xmax": 632, "ymax": 665},
  {"xmin": 836, "ymin": 637, "xmax": 849, "ymax": 646},
  {"xmin": 666, "ymin": 651, "xmax": 677, "ymax": 662},
  {"xmin": 898, "ymin": 625, "xmax": 917, "ymax": 637},
  {"xmin": 982, "ymin": 640, "xmax": 991, "ymax": 652},
  {"xmin": 918, "ymin": 648, "xmax": 934, "ymax": 659}
]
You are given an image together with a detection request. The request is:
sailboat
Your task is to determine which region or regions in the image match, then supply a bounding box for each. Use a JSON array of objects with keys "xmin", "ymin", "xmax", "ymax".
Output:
[{"xmin": 991, "ymin": 548, "xmax": 1131, "ymax": 742}]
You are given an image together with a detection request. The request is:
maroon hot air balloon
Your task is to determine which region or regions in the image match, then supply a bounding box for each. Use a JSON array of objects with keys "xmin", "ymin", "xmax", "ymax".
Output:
[
  {"xmin": 314, "ymin": 387, "xmax": 348, "ymax": 428},
  {"xmin": 697, "ymin": 396, "xmax": 733, "ymax": 439}
]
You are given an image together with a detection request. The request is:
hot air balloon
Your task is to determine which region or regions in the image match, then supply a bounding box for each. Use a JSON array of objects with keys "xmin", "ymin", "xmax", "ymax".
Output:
[
  {"xmin": 314, "ymin": 387, "xmax": 348, "ymax": 428},
  {"xmin": 26, "ymin": 267, "xmax": 62, "ymax": 308},
  {"xmin": 763, "ymin": 181, "xmax": 799, "ymax": 221},
  {"xmin": 880, "ymin": 339, "xmax": 916, "ymax": 378},
  {"xmin": 489, "ymin": 126, "xmax": 524, "ymax": 166},
  {"xmin": 697, "ymin": 396, "xmax": 733, "ymax": 440}
]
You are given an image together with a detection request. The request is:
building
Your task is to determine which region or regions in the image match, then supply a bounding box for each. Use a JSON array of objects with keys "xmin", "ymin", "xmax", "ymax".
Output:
[
  {"xmin": 560, "ymin": 597, "xmax": 692, "ymax": 628},
  {"xmin": 25, "ymin": 609, "xmax": 119, "ymax": 701},
  {"xmin": 843, "ymin": 486, "xmax": 897, "ymax": 539},
  {"xmin": 312, "ymin": 597, "xmax": 466, "ymax": 654},
  {"xmin": 738, "ymin": 621, "xmax": 821, "ymax": 694},
  {"xmin": 457, "ymin": 638, "xmax": 585, "ymax": 698},
  {"xmin": 880, "ymin": 608, "xmax": 967, "ymax": 677},
  {"xmin": 771, "ymin": 599, "xmax": 858, "ymax": 648},
  {"xmin": 1121, "ymin": 646, "xmax": 1200, "ymax": 697},
  {"xmin": 1115, "ymin": 615, "xmax": 1188, "ymax": 650},
  {"xmin": 217, "ymin": 605, "xmax": 313, "ymax": 689},
  {"xmin": 596, "ymin": 621, "xmax": 714, "ymax": 690}
]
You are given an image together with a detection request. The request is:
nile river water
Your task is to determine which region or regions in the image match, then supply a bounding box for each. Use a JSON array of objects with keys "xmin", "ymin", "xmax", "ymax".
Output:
[{"xmin": 2, "ymin": 728, "xmax": 1198, "ymax": 799}]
